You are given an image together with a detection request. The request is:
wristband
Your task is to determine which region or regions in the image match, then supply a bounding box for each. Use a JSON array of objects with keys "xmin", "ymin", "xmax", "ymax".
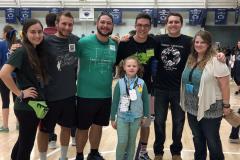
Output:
[{"xmin": 17, "ymin": 90, "xmax": 24, "ymax": 102}]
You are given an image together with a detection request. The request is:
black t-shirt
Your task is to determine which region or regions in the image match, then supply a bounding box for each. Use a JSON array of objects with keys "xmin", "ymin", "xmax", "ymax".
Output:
[
  {"xmin": 7, "ymin": 47, "xmax": 45, "ymax": 110},
  {"xmin": 154, "ymin": 34, "xmax": 192, "ymax": 91},
  {"xmin": 116, "ymin": 36, "xmax": 157, "ymax": 92},
  {"xmin": 44, "ymin": 34, "xmax": 79, "ymax": 101}
]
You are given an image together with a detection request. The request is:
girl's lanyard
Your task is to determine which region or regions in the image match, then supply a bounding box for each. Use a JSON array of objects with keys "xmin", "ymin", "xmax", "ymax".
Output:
[{"xmin": 124, "ymin": 77, "xmax": 138, "ymax": 111}]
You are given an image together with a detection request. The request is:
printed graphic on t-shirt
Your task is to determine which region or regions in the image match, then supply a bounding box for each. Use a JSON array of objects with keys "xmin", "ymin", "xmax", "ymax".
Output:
[
  {"xmin": 56, "ymin": 53, "xmax": 77, "ymax": 71},
  {"xmin": 161, "ymin": 47, "xmax": 181, "ymax": 71},
  {"xmin": 88, "ymin": 47, "xmax": 115, "ymax": 73},
  {"xmin": 134, "ymin": 49, "xmax": 154, "ymax": 64}
]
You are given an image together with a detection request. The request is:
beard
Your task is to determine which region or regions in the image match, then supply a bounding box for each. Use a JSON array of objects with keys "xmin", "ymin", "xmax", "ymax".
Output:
[
  {"xmin": 97, "ymin": 26, "xmax": 113, "ymax": 37},
  {"xmin": 58, "ymin": 29, "xmax": 71, "ymax": 38}
]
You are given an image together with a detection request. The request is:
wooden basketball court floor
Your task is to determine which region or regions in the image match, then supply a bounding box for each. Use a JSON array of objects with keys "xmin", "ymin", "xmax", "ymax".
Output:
[{"xmin": 0, "ymin": 80, "xmax": 240, "ymax": 160}]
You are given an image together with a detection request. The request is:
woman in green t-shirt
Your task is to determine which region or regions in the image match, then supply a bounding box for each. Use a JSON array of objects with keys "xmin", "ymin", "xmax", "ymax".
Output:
[{"xmin": 0, "ymin": 19, "xmax": 48, "ymax": 160}]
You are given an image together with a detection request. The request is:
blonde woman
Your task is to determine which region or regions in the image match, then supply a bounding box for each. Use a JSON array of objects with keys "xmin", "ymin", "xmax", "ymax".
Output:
[{"xmin": 181, "ymin": 30, "xmax": 231, "ymax": 160}]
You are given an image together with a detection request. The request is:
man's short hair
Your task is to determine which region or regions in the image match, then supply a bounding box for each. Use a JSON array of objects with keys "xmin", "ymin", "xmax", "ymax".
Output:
[
  {"xmin": 165, "ymin": 12, "xmax": 183, "ymax": 25},
  {"xmin": 45, "ymin": 13, "xmax": 57, "ymax": 27},
  {"xmin": 56, "ymin": 11, "xmax": 74, "ymax": 23},
  {"xmin": 97, "ymin": 11, "xmax": 113, "ymax": 23},
  {"xmin": 135, "ymin": 12, "xmax": 152, "ymax": 25}
]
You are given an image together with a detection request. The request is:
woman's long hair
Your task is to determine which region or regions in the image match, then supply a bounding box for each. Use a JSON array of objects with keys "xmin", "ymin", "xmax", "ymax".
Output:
[
  {"xmin": 187, "ymin": 30, "xmax": 216, "ymax": 69},
  {"xmin": 22, "ymin": 19, "xmax": 48, "ymax": 84}
]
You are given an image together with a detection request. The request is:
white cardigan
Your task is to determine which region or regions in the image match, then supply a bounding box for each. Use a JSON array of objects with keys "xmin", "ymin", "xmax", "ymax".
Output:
[{"xmin": 181, "ymin": 57, "xmax": 230, "ymax": 121}]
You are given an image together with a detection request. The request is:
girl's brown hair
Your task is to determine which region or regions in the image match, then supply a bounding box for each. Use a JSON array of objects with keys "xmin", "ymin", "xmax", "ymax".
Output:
[{"xmin": 118, "ymin": 56, "xmax": 144, "ymax": 78}]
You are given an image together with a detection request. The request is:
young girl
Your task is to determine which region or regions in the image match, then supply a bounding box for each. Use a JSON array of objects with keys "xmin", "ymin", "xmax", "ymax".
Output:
[
  {"xmin": 0, "ymin": 19, "xmax": 48, "ymax": 160},
  {"xmin": 111, "ymin": 56, "xmax": 149, "ymax": 160}
]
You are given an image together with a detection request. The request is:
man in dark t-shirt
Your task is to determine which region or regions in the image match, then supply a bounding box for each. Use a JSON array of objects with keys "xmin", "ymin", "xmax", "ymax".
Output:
[
  {"xmin": 38, "ymin": 11, "xmax": 79, "ymax": 160},
  {"xmin": 153, "ymin": 13, "xmax": 192, "ymax": 160}
]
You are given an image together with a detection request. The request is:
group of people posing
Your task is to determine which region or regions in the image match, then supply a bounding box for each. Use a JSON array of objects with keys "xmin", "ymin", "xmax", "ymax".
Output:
[{"xmin": 0, "ymin": 9, "xmax": 231, "ymax": 160}]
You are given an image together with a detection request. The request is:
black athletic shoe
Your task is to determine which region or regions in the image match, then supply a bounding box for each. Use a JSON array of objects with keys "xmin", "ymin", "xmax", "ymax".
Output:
[
  {"xmin": 75, "ymin": 154, "xmax": 84, "ymax": 160},
  {"xmin": 87, "ymin": 152, "xmax": 105, "ymax": 160}
]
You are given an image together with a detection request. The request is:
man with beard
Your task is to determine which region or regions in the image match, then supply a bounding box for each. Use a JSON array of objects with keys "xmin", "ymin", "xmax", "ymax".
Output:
[
  {"xmin": 37, "ymin": 11, "xmax": 79, "ymax": 160},
  {"xmin": 75, "ymin": 12, "xmax": 117, "ymax": 160}
]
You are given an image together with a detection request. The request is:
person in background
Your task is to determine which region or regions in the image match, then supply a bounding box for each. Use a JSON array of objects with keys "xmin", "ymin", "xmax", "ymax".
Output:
[
  {"xmin": 43, "ymin": 13, "xmax": 57, "ymax": 35},
  {"xmin": 181, "ymin": 30, "xmax": 231, "ymax": 160},
  {"xmin": 0, "ymin": 18, "xmax": 48, "ymax": 160},
  {"xmin": 111, "ymin": 56, "xmax": 149, "ymax": 160},
  {"xmin": 229, "ymin": 108, "xmax": 240, "ymax": 143},
  {"xmin": 43, "ymin": 12, "xmax": 59, "ymax": 150},
  {"xmin": 232, "ymin": 41, "xmax": 240, "ymax": 95},
  {"xmin": 0, "ymin": 25, "xmax": 18, "ymax": 132}
]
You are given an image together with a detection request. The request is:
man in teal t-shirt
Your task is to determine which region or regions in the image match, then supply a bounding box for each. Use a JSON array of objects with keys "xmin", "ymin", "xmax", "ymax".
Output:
[{"xmin": 75, "ymin": 12, "xmax": 117, "ymax": 160}]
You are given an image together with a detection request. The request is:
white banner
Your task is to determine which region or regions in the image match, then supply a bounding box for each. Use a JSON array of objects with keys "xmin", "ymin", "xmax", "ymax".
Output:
[{"xmin": 79, "ymin": 8, "xmax": 94, "ymax": 21}]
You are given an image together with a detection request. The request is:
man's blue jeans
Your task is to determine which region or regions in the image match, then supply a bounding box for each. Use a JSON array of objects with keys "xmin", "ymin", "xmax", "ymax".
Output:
[
  {"xmin": 187, "ymin": 113, "xmax": 224, "ymax": 160},
  {"xmin": 153, "ymin": 89, "xmax": 185, "ymax": 156}
]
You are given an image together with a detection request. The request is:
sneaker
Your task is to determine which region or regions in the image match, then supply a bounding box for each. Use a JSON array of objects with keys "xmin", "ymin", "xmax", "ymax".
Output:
[
  {"xmin": 172, "ymin": 155, "xmax": 182, "ymax": 160},
  {"xmin": 139, "ymin": 151, "xmax": 152, "ymax": 160},
  {"xmin": 154, "ymin": 155, "xmax": 163, "ymax": 160},
  {"xmin": 48, "ymin": 140, "xmax": 57, "ymax": 149},
  {"xmin": 75, "ymin": 154, "xmax": 84, "ymax": 160},
  {"xmin": 150, "ymin": 115, "xmax": 155, "ymax": 121},
  {"xmin": 229, "ymin": 138, "xmax": 240, "ymax": 144},
  {"xmin": 87, "ymin": 152, "xmax": 105, "ymax": 160},
  {"xmin": 71, "ymin": 137, "xmax": 76, "ymax": 146},
  {"xmin": 0, "ymin": 126, "xmax": 9, "ymax": 133}
]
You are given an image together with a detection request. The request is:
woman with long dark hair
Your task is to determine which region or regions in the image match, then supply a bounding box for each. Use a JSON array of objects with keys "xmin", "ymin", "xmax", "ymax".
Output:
[
  {"xmin": 0, "ymin": 25, "xmax": 18, "ymax": 132},
  {"xmin": 0, "ymin": 19, "xmax": 48, "ymax": 160}
]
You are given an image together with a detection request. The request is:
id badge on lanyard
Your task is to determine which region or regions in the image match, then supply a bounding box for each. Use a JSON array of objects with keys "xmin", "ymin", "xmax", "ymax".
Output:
[
  {"xmin": 129, "ymin": 89, "xmax": 137, "ymax": 101},
  {"xmin": 120, "ymin": 95, "xmax": 130, "ymax": 112},
  {"xmin": 69, "ymin": 44, "xmax": 75, "ymax": 52}
]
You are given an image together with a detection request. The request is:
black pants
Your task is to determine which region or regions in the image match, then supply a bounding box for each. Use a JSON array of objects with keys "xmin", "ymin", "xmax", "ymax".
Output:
[
  {"xmin": 11, "ymin": 109, "xmax": 39, "ymax": 160},
  {"xmin": 229, "ymin": 108, "xmax": 240, "ymax": 139}
]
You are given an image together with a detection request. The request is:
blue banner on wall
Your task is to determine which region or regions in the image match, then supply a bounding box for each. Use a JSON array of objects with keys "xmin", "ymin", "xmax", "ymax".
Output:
[
  {"xmin": 5, "ymin": 8, "xmax": 17, "ymax": 24},
  {"xmin": 189, "ymin": 9, "xmax": 203, "ymax": 25},
  {"xmin": 142, "ymin": 8, "xmax": 154, "ymax": 19},
  {"xmin": 215, "ymin": 9, "xmax": 228, "ymax": 25},
  {"xmin": 18, "ymin": 8, "xmax": 31, "ymax": 24},
  {"xmin": 109, "ymin": 8, "xmax": 122, "ymax": 25},
  {"xmin": 235, "ymin": 8, "xmax": 240, "ymax": 24},
  {"xmin": 49, "ymin": 8, "xmax": 64, "ymax": 14},
  {"xmin": 157, "ymin": 9, "xmax": 170, "ymax": 24}
]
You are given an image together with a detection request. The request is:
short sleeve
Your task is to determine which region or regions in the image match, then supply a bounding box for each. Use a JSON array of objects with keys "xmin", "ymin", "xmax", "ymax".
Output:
[
  {"xmin": 76, "ymin": 39, "xmax": 82, "ymax": 57},
  {"xmin": 213, "ymin": 57, "xmax": 230, "ymax": 77},
  {"xmin": 7, "ymin": 47, "xmax": 24, "ymax": 69}
]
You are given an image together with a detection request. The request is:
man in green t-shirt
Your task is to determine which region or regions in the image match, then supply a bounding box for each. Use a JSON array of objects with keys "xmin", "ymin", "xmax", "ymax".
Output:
[{"xmin": 75, "ymin": 12, "xmax": 117, "ymax": 160}]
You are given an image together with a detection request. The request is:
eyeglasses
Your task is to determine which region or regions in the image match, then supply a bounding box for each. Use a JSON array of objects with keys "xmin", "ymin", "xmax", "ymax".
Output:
[{"xmin": 135, "ymin": 24, "xmax": 151, "ymax": 29}]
